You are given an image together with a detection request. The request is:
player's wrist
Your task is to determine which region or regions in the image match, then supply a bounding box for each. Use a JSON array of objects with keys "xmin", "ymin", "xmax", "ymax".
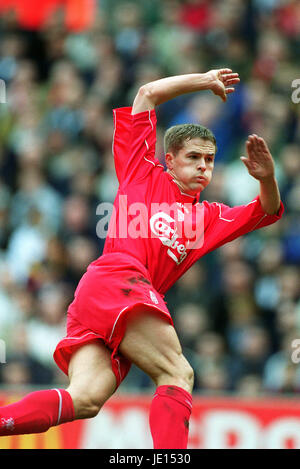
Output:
[
  {"xmin": 203, "ymin": 71, "xmax": 216, "ymax": 91},
  {"xmin": 257, "ymin": 173, "xmax": 276, "ymax": 183}
]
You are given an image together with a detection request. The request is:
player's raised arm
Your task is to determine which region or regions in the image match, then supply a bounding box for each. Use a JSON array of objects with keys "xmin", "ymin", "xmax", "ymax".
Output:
[
  {"xmin": 240, "ymin": 134, "xmax": 281, "ymax": 215},
  {"xmin": 131, "ymin": 69, "xmax": 240, "ymax": 114}
]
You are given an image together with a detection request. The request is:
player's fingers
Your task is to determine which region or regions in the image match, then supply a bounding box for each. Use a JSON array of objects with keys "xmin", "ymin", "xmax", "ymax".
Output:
[
  {"xmin": 240, "ymin": 156, "xmax": 252, "ymax": 170},
  {"xmin": 223, "ymin": 73, "xmax": 240, "ymax": 80},
  {"xmin": 222, "ymin": 72, "xmax": 239, "ymax": 77},
  {"xmin": 246, "ymin": 139, "xmax": 256, "ymax": 159},
  {"xmin": 225, "ymin": 87, "xmax": 235, "ymax": 94},
  {"xmin": 257, "ymin": 136, "xmax": 269, "ymax": 152},
  {"xmin": 222, "ymin": 75, "xmax": 240, "ymax": 87},
  {"xmin": 219, "ymin": 68, "xmax": 233, "ymax": 75},
  {"xmin": 215, "ymin": 86, "xmax": 227, "ymax": 102},
  {"xmin": 224, "ymin": 77, "xmax": 240, "ymax": 85},
  {"xmin": 246, "ymin": 138, "xmax": 254, "ymax": 151},
  {"xmin": 253, "ymin": 134, "xmax": 266, "ymax": 154},
  {"xmin": 249, "ymin": 134, "xmax": 260, "ymax": 153},
  {"xmin": 255, "ymin": 138, "xmax": 266, "ymax": 154}
]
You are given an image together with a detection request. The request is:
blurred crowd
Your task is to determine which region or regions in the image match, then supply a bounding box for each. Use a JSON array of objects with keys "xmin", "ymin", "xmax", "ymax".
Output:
[{"xmin": 0, "ymin": 0, "xmax": 299, "ymax": 395}]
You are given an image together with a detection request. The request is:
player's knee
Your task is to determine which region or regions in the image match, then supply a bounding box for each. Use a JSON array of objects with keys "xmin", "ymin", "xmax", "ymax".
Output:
[
  {"xmin": 82, "ymin": 398, "xmax": 102, "ymax": 419},
  {"xmin": 178, "ymin": 359, "xmax": 194, "ymax": 392},
  {"xmin": 67, "ymin": 385, "xmax": 107, "ymax": 419},
  {"xmin": 156, "ymin": 353, "xmax": 194, "ymax": 393},
  {"xmin": 70, "ymin": 391, "xmax": 104, "ymax": 419}
]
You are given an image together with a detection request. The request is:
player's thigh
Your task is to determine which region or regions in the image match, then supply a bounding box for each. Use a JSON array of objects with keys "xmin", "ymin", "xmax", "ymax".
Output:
[
  {"xmin": 67, "ymin": 341, "xmax": 117, "ymax": 418},
  {"xmin": 119, "ymin": 309, "xmax": 194, "ymax": 392}
]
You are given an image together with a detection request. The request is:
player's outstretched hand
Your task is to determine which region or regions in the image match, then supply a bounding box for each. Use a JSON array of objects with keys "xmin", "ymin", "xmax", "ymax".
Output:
[
  {"xmin": 206, "ymin": 69, "xmax": 240, "ymax": 102},
  {"xmin": 240, "ymin": 134, "xmax": 275, "ymax": 181}
]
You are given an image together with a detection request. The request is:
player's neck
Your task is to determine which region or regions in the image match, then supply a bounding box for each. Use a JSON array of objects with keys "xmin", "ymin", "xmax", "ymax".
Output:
[{"xmin": 166, "ymin": 169, "xmax": 199, "ymax": 197}]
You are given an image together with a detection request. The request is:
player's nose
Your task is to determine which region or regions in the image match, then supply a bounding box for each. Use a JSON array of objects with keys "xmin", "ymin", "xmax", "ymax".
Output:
[{"xmin": 197, "ymin": 157, "xmax": 206, "ymax": 171}]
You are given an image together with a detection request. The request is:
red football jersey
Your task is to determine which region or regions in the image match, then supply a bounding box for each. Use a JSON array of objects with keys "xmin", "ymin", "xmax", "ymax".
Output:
[{"xmin": 92, "ymin": 107, "xmax": 284, "ymax": 295}]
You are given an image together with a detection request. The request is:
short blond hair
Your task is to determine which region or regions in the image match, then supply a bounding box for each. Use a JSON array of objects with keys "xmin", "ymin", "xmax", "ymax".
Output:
[{"xmin": 164, "ymin": 124, "xmax": 217, "ymax": 155}]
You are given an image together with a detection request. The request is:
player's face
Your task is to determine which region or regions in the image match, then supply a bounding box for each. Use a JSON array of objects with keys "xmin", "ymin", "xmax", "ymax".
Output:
[{"xmin": 166, "ymin": 138, "xmax": 216, "ymax": 196}]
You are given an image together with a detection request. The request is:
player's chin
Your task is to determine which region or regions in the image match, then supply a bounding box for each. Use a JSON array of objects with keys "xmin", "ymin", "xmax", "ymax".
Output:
[
  {"xmin": 194, "ymin": 181, "xmax": 207, "ymax": 192},
  {"xmin": 188, "ymin": 183, "xmax": 204, "ymax": 195}
]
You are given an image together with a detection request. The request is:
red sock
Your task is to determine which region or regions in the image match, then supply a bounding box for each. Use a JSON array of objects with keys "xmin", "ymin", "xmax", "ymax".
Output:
[
  {"xmin": 0, "ymin": 389, "xmax": 75, "ymax": 436},
  {"xmin": 149, "ymin": 385, "xmax": 192, "ymax": 449}
]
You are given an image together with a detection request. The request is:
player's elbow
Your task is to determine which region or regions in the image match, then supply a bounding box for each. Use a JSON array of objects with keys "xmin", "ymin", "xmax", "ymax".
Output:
[
  {"xmin": 138, "ymin": 84, "xmax": 156, "ymax": 103},
  {"xmin": 132, "ymin": 84, "xmax": 156, "ymax": 114}
]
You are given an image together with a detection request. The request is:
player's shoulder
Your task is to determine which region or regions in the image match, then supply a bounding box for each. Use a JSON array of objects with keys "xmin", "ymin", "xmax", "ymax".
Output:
[
  {"xmin": 201, "ymin": 199, "xmax": 221, "ymax": 210},
  {"xmin": 200, "ymin": 199, "xmax": 231, "ymax": 220},
  {"xmin": 201, "ymin": 199, "xmax": 239, "ymax": 210}
]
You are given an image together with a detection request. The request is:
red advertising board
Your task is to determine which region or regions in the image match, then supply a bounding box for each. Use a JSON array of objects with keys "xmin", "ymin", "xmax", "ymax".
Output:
[{"xmin": 1, "ymin": 392, "xmax": 300, "ymax": 449}]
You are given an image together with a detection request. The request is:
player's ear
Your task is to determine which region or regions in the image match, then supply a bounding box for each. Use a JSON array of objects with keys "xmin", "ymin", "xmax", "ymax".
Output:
[{"xmin": 165, "ymin": 152, "xmax": 175, "ymax": 170}]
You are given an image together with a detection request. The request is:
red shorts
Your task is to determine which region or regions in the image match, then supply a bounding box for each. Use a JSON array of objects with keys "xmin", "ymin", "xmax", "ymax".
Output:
[{"xmin": 53, "ymin": 253, "xmax": 173, "ymax": 387}]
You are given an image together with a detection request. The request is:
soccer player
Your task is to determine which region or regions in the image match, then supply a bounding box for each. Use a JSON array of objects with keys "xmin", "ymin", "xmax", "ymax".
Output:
[{"xmin": 0, "ymin": 69, "xmax": 283, "ymax": 448}]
